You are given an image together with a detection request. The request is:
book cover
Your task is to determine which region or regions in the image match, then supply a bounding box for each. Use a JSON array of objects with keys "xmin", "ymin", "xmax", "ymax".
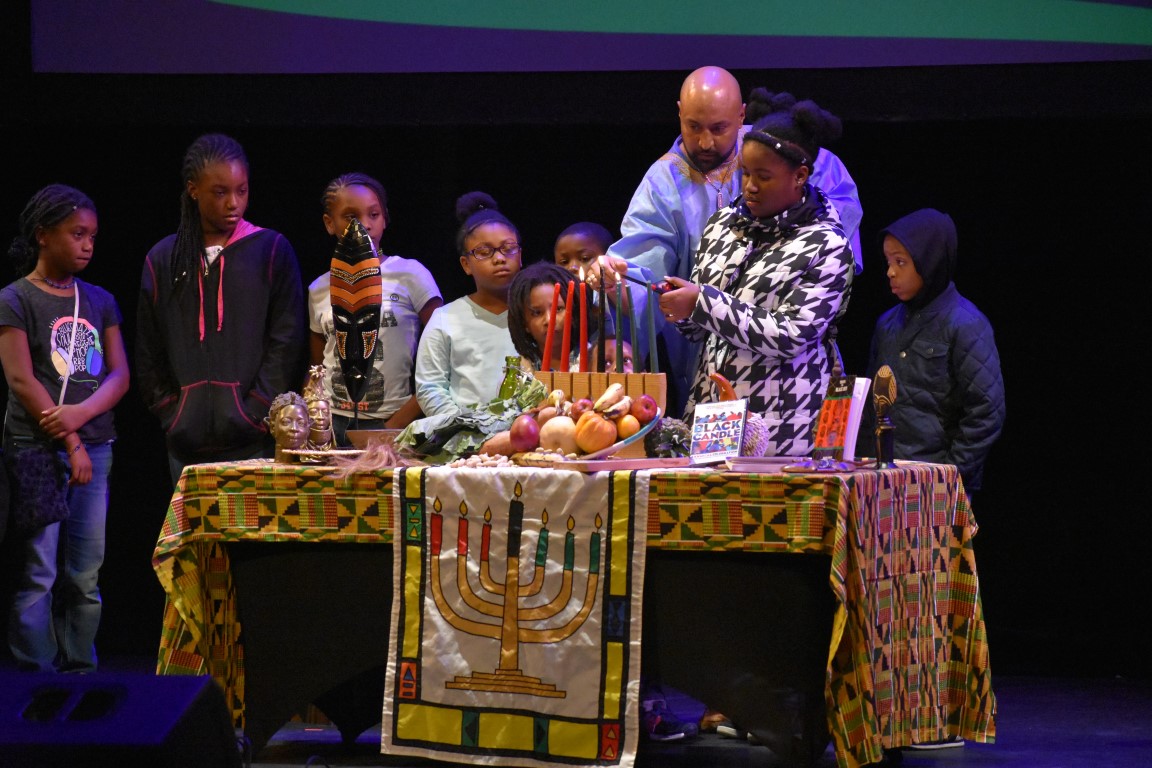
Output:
[
  {"xmin": 842, "ymin": 377, "xmax": 871, "ymax": 462},
  {"xmin": 812, "ymin": 376, "xmax": 870, "ymax": 462},
  {"xmin": 690, "ymin": 399, "xmax": 748, "ymax": 464}
]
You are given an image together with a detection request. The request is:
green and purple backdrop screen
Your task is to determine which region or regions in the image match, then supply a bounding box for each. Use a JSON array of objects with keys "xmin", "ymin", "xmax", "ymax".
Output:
[{"xmin": 31, "ymin": 0, "xmax": 1152, "ymax": 73}]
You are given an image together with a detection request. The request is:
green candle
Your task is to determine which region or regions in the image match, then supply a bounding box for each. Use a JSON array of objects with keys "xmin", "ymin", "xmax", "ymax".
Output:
[{"xmin": 628, "ymin": 284, "xmax": 641, "ymax": 373}]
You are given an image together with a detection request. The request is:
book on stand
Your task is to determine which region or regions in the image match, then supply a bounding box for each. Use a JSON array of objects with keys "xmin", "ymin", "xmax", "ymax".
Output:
[
  {"xmin": 690, "ymin": 399, "xmax": 748, "ymax": 464},
  {"xmin": 812, "ymin": 376, "xmax": 871, "ymax": 462}
]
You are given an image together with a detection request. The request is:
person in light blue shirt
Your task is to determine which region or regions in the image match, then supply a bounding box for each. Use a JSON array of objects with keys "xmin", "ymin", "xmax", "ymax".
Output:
[{"xmin": 606, "ymin": 67, "xmax": 863, "ymax": 417}]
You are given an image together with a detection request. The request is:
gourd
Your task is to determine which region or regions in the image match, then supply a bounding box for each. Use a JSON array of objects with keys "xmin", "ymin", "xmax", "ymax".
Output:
[
  {"xmin": 709, "ymin": 372, "xmax": 769, "ymax": 457},
  {"xmin": 539, "ymin": 415, "xmax": 578, "ymax": 455},
  {"xmin": 575, "ymin": 411, "xmax": 618, "ymax": 454}
]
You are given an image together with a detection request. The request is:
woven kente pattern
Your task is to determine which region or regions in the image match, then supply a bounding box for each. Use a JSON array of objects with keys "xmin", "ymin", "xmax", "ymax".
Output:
[
  {"xmin": 824, "ymin": 464, "xmax": 995, "ymax": 768},
  {"xmin": 645, "ymin": 469, "xmax": 840, "ymax": 553},
  {"xmin": 151, "ymin": 460, "xmax": 994, "ymax": 768},
  {"xmin": 152, "ymin": 461, "xmax": 395, "ymax": 728}
]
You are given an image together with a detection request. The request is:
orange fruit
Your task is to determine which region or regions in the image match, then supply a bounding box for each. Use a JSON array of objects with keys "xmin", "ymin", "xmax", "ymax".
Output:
[{"xmin": 615, "ymin": 414, "xmax": 641, "ymax": 439}]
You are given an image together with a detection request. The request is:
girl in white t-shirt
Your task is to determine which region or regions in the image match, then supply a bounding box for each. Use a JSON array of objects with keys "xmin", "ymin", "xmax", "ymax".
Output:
[{"xmin": 307, "ymin": 172, "xmax": 443, "ymax": 445}]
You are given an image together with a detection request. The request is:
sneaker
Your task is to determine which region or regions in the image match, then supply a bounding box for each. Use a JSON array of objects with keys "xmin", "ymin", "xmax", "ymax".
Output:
[
  {"xmin": 908, "ymin": 737, "xmax": 965, "ymax": 750},
  {"xmin": 699, "ymin": 710, "xmax": 728, "ymax": 733},
  {"xmin": 715, "ymin": 720, "xmax": 746, "ymax": 740},
  {"xmin": 641, "ymin": 700, "xmax": 699, "ymax": 742}
]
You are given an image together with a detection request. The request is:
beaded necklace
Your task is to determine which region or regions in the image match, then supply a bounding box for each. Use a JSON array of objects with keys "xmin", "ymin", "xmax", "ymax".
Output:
[{"xmin": 33, "ymin": 270, "xmax": 75, "ymax": 290}]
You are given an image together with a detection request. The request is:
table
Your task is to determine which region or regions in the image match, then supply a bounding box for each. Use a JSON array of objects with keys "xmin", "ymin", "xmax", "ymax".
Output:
[{"xmin": 153, "ymin": 460, "xmax": 995, "ymax": 768}]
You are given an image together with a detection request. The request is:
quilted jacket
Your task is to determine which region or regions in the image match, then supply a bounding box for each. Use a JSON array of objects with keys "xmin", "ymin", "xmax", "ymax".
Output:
[{"xmin": 860, "ymin": 209, "xmax": 1005, "ymax": 492}]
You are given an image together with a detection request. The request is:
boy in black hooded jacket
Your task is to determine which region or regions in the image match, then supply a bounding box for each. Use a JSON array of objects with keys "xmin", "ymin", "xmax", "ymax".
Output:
[{"xmin": 858, "ymin": 208, "xmax": 1005, "ymax": 500}]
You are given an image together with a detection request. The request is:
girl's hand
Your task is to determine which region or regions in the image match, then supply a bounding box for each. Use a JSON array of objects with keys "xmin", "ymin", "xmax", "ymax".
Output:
[
  {"xmin": 658, "ymin": 277, "xmax": 700, "ymax": 322},
  {"xmin": 68, "ymin": 443, "xmax": 92, "ymax": 485},
  {"xmin": 40, "ymin": 404, "xmax": 86, "ymax": 440}
]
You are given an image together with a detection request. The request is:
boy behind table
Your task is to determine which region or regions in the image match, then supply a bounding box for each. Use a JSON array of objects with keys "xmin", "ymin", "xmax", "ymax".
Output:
[{"xmin": 859, "ymin": 208, "xmax": 1005, "ymax": 503}]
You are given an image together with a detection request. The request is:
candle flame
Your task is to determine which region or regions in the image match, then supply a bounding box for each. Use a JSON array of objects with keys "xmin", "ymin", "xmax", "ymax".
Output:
[{"xmin": 578, "ymin": 265, "xmax": 586, "ymax": 283}]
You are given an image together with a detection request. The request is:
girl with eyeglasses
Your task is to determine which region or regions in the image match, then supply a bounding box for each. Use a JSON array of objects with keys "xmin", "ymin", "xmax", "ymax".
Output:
[{"xmin": 414, "ymin": 192, "xmax": 522, "ymax": 419}]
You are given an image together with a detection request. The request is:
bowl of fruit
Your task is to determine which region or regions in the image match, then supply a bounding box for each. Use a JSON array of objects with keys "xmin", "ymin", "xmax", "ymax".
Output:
[{"xmin": 507, "ymin": 383, "xmax": 663, "ymax": 463}]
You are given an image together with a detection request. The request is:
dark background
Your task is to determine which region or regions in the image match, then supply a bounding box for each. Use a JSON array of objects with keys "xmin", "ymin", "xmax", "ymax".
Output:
[{"xmin": 3, "ymin": 2, "xmax": 1151, "ymax": 679}]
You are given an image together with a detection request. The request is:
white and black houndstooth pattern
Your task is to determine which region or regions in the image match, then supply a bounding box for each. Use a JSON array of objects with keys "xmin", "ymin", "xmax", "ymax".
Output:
[{"xmin": 679, "ymin": 188, "xmax": 853, "ymax": 456}]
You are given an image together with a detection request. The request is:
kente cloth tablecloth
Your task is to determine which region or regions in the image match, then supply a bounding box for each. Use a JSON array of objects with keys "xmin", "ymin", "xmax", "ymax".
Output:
[
  {"xmin": 152, "ymin": 460, "xmax": 396, "ymax": 727},
  {"xmin": 382, "ymin": 466, "xmax": 649, "ymax": 768},
  {"xmin": 823, "ymin": 466, "xmax": 994, "ymax": 767},
  {"xmin": 151, "ymin": 460, "xmax": 994, "ymax": 768},
  {"xmin": 643, "ymin": 464, "xmax": 995, "ymax": 768}
]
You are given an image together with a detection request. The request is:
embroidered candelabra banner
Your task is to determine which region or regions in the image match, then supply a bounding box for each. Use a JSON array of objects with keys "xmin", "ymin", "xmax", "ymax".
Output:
[{"xmin": 383, "ymin": 466, "xmax": 649, "ymax": 768}]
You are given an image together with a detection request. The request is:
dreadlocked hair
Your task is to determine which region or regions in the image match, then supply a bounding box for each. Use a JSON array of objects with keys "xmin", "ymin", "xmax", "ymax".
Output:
[
  {"xmin": 8, "ymin": 184, "xmax": 96, "ymax": 276},
  {"xmin": 507, "ymin": 260, "xmax": 596, "ymax": 368},
  {"xmin": 171, "ymin": 133, "xmax": 248, "ymax": 289},
  {"xmin": 320, "ymin": 172, "xmax": 390, "ymax": 230}
]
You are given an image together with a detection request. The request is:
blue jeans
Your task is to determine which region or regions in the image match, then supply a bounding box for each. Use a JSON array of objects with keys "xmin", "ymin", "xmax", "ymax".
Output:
[{"xmin": 7, "ymin": 442, "xmax": 113, "ymax": 673}]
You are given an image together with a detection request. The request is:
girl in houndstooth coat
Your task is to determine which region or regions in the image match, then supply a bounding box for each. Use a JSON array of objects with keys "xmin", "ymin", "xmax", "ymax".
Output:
[{"xmin": 654, "ymin": 101, "xmax": 854, "ymax": 457}]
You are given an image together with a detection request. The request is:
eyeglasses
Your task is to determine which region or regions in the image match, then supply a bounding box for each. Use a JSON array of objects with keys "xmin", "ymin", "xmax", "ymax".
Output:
[{"xmin": 466, "ymin": 241, "xmax": 521, "ymax": 260}]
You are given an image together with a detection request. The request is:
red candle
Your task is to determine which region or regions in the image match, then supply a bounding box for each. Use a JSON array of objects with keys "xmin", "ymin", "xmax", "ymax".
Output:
[
  {"xmin": 578, "ymin": 269, "xmax": 589, "ymax": 372},
  {"xmin": 457, "ymin": 516, "xmax": 468, "ymax": 554},
  {"xmin": 560, "ymin": 280, "xmax": 574, "ymax": 371},
  {"xmin": 541, "ymin": 282, "xmax": 560, "ymax": 372}
]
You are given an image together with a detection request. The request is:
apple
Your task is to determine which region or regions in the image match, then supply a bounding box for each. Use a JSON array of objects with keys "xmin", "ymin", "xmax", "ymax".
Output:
[
  {"xmin": 568, "ymin": 397, "xmax": 595, "ymax": 422},
  {"xmin": 509, "ymin": 413, "xmax": 541, "ymax": 452},
  {"xmin": 629, "ymin": 393, "xmax": 659, "ymax": 425}
]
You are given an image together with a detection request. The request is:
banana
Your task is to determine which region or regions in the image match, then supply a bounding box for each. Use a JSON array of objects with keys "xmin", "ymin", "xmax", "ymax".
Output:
[
  {"xmin": 593, "ymin": 382, "xmax": 626, "ymax": 411},
  {"xmin": 601, "ymin": 395, "xmax": 633, "ymax": 420}
]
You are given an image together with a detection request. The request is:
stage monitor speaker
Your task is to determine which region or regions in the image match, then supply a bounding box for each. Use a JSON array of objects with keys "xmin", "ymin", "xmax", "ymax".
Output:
[{"xmin": 0, "ymin": 671, "xmax": 241, "ymax": 767}]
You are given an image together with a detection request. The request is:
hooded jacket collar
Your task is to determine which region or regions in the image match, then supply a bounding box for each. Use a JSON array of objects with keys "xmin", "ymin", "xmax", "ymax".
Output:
[{"xmin": 879, "ymin": 208, "xmax": 956, "ymax": 312}]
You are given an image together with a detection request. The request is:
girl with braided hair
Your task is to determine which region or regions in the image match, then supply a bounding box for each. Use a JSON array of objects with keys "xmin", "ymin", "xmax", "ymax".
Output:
[
  {"xmin": 506, "ymin": 260, "xmax": 597, "ymax": 372},
  {"xmin": 0, "ymin": 183, "xmax": 129, "ymax": 672},
  {"xmin": 136, "ymin": 133, "xmax": 307, "ymax": 484},
  {"xmin": 306, "ymin": 172, "xmax": 442, "ymax": 445}
]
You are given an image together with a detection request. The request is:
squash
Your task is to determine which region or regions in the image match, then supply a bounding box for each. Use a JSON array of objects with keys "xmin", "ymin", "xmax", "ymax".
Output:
[
  {"xmin": 710, "ymin": 371, "xmax": 769, "ymax": 457},
  {"xmin": 710, "ymin": 372, "xmax": 738, "ymax": 401},
  {"xmin": 575, "ymin": 411, "xmax": 618, "ymax": 454},
  {"xmin": 539, "ymin": 415, "xmax": 578, "ymax": 455}
]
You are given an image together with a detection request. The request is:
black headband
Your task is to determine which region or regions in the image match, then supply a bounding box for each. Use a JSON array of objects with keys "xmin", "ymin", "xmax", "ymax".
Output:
[{"xmin": 745, "ymin": 130, "xmax": 811, "ymax": 168}]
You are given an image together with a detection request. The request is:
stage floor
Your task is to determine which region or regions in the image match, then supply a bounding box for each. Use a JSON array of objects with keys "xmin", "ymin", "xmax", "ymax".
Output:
[
  {"xmin": 2, "ymin": 652, "xmax": 1148, "ymax": 767},
  {"xmin": 249, "ymin": 675, "xmax": 1152, "ymax": 768}
]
